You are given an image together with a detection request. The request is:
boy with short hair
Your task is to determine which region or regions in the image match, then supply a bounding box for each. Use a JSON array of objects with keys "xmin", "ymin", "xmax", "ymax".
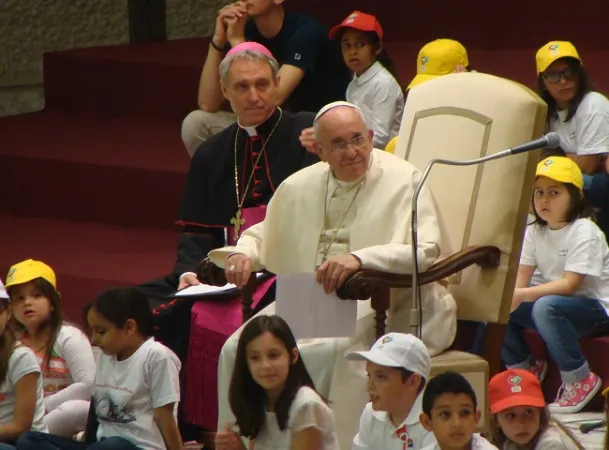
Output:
[
  {"xmin": 347, "ymin": 332, "xmax": 436, "ymax": 450},
  {"xmin": 420, "ymin": 371, "xmax": 497, "ymax": 450}
]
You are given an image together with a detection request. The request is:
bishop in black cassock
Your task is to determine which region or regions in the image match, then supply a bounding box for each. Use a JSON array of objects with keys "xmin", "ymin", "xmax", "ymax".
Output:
[{"xmin": 137, "ymin": 107, "xmax": 318, "ymax": 364}]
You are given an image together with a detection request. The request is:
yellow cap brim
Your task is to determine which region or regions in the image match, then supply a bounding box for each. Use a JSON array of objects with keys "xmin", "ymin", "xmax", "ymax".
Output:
[
  {"xmin": 538, "ymin": 54, "xmax": 582, "ymax": 74},
  {"xmin": 602, "ymin": 386, "xmax": 609, "ymax": 396},
  {"xmin": 407, "ymin": 74, "xmax": 440, "ymax": 90},
  {"xmin": 536, "ymin": 173, "xmax": 583, "ymax": 191}
]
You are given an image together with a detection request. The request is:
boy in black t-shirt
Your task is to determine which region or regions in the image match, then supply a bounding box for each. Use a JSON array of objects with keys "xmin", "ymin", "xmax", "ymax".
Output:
[{"xmin": 181, "ymin": 0, "xmax": 349, "ymax": 156}]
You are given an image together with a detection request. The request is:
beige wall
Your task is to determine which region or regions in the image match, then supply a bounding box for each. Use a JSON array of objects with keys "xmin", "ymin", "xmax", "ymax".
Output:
[{"xmin": 0, "ymin": 0, "xmax": 223, "ymax": 117}]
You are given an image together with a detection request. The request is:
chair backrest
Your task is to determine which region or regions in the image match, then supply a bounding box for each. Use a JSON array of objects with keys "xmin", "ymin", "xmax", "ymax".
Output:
[{"xmin": 394, "ymin": 72, "xmax": 547, "ymax": 324}]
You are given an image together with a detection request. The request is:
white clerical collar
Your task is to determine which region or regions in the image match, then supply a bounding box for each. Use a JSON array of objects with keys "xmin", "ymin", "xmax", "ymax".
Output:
[{"xmin": 237, "ymin": 108, "xmax": 277, "ymax": 137}]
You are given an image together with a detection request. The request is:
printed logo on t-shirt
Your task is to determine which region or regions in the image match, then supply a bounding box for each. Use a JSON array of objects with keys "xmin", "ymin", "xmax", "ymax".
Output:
[
  {"xmin": 294, "ymin": 53, "xmax": 301, "ymax": 60},
  {"xmin": 94, "ymin": 390, "xmax": 136, "ymax": 424}
]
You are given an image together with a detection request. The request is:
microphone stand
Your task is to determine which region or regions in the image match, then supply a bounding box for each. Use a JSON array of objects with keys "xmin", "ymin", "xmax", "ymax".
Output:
[{"xmin": 410, "ymin": 149, "xmax": 515, "ymax": 338}]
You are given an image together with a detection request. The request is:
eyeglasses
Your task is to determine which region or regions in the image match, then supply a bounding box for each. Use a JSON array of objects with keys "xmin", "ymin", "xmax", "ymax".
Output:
[
  {"xmin": 325, "ymin": 135, "xmax": 369, "ymax": 154},
  {"xmin": 542, "ymin": 67, "xmax": 577, "ymax": 84}
]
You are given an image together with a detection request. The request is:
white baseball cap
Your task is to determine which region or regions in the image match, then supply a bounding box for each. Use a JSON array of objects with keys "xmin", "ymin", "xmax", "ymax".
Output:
[
  {"xmin": 346, "ymin": 333, "xmax": 431, "ymax": 380},
  {"xmin": 0, "ymin": 279, "xmax": 8, "ymax": 300}
]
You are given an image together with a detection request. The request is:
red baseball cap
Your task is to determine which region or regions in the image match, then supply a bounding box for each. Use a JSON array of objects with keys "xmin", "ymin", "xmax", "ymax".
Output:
[
  {"xmin": 329, "ymin": 11, "xmax": 383, "ymax": 40},
  {"xmin": 488, "ymin": 369, "xmax": 546, "ymax": 414}
]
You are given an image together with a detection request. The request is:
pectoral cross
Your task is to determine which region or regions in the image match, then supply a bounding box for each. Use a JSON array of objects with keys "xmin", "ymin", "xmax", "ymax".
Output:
[{"xmin": 230, "ymin": 209, "xmax": 246, "ymax": 239}]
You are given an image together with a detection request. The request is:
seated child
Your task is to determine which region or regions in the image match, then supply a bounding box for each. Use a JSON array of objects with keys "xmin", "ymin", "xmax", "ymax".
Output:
[
  {"xmin": 5, "ymin": 259, "xmax": 96, "ymax": 437},
  {"xmin": 0, "ymin": 278, "xmax": 47, "ymax": 449},
  {"xmin": 347, "ymin": 332, "xmax": 436, "ymax": 450},
  {"xmin": 420, "ymin": 371, "xmax": 497, "ymax": 450},
  {"xmin": 215, "ymin": 314, "xmax": 339, "ymax": 450},
  {"xmin": 488, "ymin": 369, "xmax": 583, "ymax": 449},
  {"xmin": 16, "ymin": 287, "xmax": 183, "ymax": 450}
]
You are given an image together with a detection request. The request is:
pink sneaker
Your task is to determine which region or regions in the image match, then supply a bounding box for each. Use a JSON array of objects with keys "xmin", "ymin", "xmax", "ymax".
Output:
[
  {"xmin": 548, "ymin": 372, "xmax": 602, "ymax": 414},
  {"xmin": 530, "ymin": 359, "xmax": 548, "ymax": 383}
]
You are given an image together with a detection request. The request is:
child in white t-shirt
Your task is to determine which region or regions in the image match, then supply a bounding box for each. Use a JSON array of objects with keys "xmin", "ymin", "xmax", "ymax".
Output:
[
  {"xmin": 0, "ymin": 279, "xmax": 47, "ymax": 449},
  {"xmin": 536, "ymin": 40, "xmax": 609, "ymax": 237},
  {"xmin": 16, "ymin": 287, "xmax": 183, "ymax": 450},
  {"xmin": 4, "ymin": 259, "xmax": 96, "ymax": 437},
  {"xmin": 420, "ymin": 371, "xmax": 497, "ymax": 450},
  {"xmin": 214, "ymin": 315, "xmax": 339, "ymax": 450},
  {"xmin": 488, "ymin": 369, "xmax": 583, "ymax": 449},
  {"xmin": 328, "ymin": 11, "xmax": 404, "ymax": 149},
  {"xmin": 502, "ymin": 156, "xmax": 609, "ymax": 414},
  {"xmin": 347, "ymin": 332, "xmax": 436, "ymax": 450}
]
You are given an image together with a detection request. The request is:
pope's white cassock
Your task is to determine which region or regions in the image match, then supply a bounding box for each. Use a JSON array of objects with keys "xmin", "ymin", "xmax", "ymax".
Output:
[{"xmin": 208, "ymin": 148, "xmax": 457, "ymax": 441}]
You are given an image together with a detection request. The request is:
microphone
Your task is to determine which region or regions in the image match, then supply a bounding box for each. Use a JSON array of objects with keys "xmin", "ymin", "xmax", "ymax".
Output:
[
  {"xmin": 409, "ymin": 133, "xmax": 559, "ymax": 339},
  {"xmin": 509, "ymin": 132, "xmax": 561, "ymax": 155}
]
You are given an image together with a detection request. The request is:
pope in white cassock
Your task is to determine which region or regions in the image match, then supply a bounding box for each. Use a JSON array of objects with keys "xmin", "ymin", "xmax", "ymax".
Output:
[{"xmin": 208, "ymin": 101, "xmax": 457, "ymax": 438}]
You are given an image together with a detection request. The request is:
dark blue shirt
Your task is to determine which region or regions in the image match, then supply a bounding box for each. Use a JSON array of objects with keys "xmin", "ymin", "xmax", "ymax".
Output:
[{"xmin": 245, "ymin": 12, "xmax": 350, "ymax": 113}]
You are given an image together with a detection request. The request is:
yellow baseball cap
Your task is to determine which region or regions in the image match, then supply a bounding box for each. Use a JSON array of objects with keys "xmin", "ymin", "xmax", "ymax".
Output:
[
  {"xmin": 536, "ymin": 157, "xmax": 583, "ymax": 191},
  {"xmin": 5, "ymin": 259, "xmax": 57, "ymax": 290},
  {"xmin": 407, "ymin": 39, "xmax": 469, "ymax": 89},
  {"xmin": 385, "ymin": 136, "xmax": 398, "ymax": 154},
  {"xmin": 536, "ymin": 41, "xmax": 581, "ymax": 74}
]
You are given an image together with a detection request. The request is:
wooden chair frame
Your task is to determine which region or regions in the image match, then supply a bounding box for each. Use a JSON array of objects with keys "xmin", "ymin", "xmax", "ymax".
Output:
[{"xmin": 198, "ymin": 245, "xmax": 500, "ymax": 338}]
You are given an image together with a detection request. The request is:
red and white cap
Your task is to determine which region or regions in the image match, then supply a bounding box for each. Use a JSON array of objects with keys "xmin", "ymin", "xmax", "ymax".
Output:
[
  {"xmin": 346, "ymin": 333, "xmax": 431, "ymax": 379},
  {"xmin": 329, "ymin": 11, "xmax": 383, "ymax": 40}
]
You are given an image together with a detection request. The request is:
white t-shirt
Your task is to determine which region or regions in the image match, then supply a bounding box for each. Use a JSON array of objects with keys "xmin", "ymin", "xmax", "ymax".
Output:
[
  {"xmin": 520, "ymin": 218, "xmax": 609, "ymax": 314},
  {"xmin": 353, "ymin": 393, "xmax": 436, "ymax": 450},
  {"xmin": 346, "ymin": 61, "xmax": 405, "ymax": 149},
  {"xmin": 0, "ymin": 345, "xmax": 47, "ymax": 432},
  {"xmin": 254, "ymin": 386, "xmax": 339, "ymax": 450},
  {"xmin": 503, "ymin": 423, "xmax": 579, "ymax": 449},
  {"xmin": 93, "ymin": 338, "xmax": 181, "ymax": 450},
  {"xmin": 549, "ymin": 91, "xmax": 609, "ymax": 156},
  {"xmin": 25, "ymin": 324, "xmax": 96, "ymax": 412},
  {"xmin": 422, "ymin": 434, "xmax": 498, "ymax": 450}
]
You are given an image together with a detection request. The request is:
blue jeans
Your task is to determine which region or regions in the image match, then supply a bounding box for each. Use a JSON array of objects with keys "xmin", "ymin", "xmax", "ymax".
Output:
[
  {"xmin": 16, "ymin": 432, "xmax": 141, "ymax": 450},
  {"xmin": 0, "ymin": 443, "xmax": 15, "ymax": 449},
  {"xmin": 501, "ymin": 295, "xmax": 609, "ymax": 382}
]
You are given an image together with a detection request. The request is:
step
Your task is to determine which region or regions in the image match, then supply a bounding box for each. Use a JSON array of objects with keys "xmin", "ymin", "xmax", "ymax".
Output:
[
  {"xmin": 41, "ymin": 37, "xmax": 609, "ymax": 122},
  {"xmin": 0, "ymin": 215, "xmax": 180, "ymax": 327},
  {"xmin": 43, "ymin": 38, "xmax": 209, "ymax": 120},
  {"xmin": 0, "ymin": 112, "xmax": 189, "ymax": 231},
  {"xmin": 289, "ymin": 0, "xmax": 608, "ymax": 48}
]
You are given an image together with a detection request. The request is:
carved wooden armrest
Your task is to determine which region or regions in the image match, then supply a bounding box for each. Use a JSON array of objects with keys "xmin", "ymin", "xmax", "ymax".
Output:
[
  {"xmin": 197, "ymin": 257, "xmax": 273, "ymax": 323},
  {"xmin": 198, "ymin": 257, "xmax": 229, "ymax": 287},
  {"xmin": 336, "ymin": 245, "xmax": 501, "ymax": 300}
]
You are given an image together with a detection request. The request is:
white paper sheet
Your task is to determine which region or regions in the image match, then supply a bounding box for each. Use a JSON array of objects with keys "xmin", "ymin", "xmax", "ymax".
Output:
[
  {"xmin": 174, "ymin": 273, "xmax": 264, "ymax": 298},
  {"xmin": 275, "ymin": 272, "xmax": 357, "ymax": 340}
]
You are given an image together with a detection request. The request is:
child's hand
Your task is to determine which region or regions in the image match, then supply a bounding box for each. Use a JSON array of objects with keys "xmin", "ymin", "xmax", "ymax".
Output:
[
  {"xmin": 215, "ymin": 424, "xmax": 246, "ymax": 450},
  {"xmin": 299, "ymin": 127, "xmax": 317, "ymax": 153}
]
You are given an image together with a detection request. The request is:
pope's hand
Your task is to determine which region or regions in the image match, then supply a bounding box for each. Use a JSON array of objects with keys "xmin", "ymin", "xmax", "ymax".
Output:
[
  {"xmin": 226, "ymin": 253, "xmax": 253, "ymax": 288},
  {"xmin": 299, "ymin": 127, "xmax": 317, "ymax": 153},
  {"xmin": 316, "ymin": 255, "xmax": 362, "ymax": 294},
  {"xmin": 178, "ymin": 273, "xmax": 200, "ymax": 290}
]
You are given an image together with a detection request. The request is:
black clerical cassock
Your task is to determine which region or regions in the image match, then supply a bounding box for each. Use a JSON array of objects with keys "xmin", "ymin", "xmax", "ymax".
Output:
[{"xmin": 138, "ymin": 108, "xmax": 318, "ymax": 364}]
